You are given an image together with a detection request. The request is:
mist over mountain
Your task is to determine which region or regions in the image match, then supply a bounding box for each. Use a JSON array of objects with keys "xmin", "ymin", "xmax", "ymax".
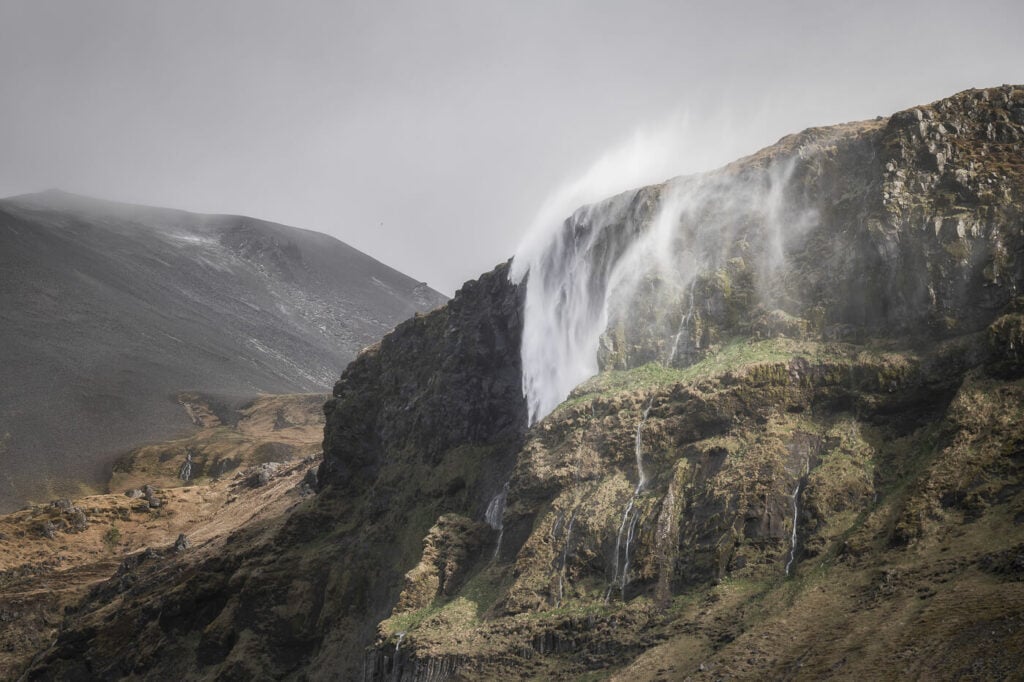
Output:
[{"xmin": 0, "ymin": 190, "xmax": 446, "ymax": 512}]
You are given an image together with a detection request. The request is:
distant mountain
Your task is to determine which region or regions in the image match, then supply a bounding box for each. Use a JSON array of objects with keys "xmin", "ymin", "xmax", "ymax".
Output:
[{"xmin": 0, "ymin": 190, "xmax": 447, "ymax": 512}]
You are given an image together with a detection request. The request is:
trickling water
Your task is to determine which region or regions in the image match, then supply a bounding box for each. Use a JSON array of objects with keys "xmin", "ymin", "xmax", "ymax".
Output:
[
  {"xmin": 606, "ymin": 495, "xmax": 638, "ymax": 602},
  {"xmin": 486, "ymin": 481, "xmax": 510, "ymax": 560},
  {"xmin": 606, "ymin": 285, "xmax": 698, "ymax": 602},
  {"xmin": 620, "ymin": 503, "xmax": 642, "ymax": 590},
  {"xmin": 784, "ymin": 460, "xmax": 809, "ymax": 577},
  {"xmin": 391, "ymin": 632, "xmax": 406, "ymax": 682},
  {"xmin": 179, "ymin": 450, "xmax": 193, "ymax": 482}
]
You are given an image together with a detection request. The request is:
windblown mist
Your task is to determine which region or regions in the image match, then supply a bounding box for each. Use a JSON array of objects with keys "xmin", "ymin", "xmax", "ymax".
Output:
[{"xmin": 513, "ymin": 137, "xmax": 818, "ymax": 424}]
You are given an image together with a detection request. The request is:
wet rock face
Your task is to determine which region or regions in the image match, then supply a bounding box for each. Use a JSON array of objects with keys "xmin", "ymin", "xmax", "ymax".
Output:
[
  {"xmin": 320, "ymin": 261, "xmax": 528, "ymax": 491},
  {"xmin": 599, "ymin": 86, "xmax": 1024, "ymax": 373},
  {"xmin": 867, "ymin": 87, "xmax": 1024, "ymax": 334}
]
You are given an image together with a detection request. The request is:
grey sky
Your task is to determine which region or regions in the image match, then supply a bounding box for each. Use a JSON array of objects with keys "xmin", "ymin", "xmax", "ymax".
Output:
[{"xmin": 1, "ymin": 0, "xmax": 1021, "ymax": 294}]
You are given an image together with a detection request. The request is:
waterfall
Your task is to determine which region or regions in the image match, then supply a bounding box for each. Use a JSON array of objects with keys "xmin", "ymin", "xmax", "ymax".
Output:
[
  {"xmin": 784, "ymin": 460, "xmax": 809, "ymax": 577},
  {"xmin": 178, "ymin": 449, "xmax": 193, "ymax": 482},
  {"xmin": 486, "ymin": 481, "xmax": 509, "ymax": 560},
  {"xmin": 391, "ymin": 632, "xmax": 406, "ymax": 682},
  {"xmin": 514, "ymin": 192, "xmax": 645, "ymax": 424},
  {"xmin": 511, "ymin": 158, "xmax": 811, "ymax": 426},
  {"xmin": 510, "ymin": 150, "xmax": 814, "ymax": 603},
  {"xmin": 606, "ymin": 286, "xmax": 697, "ymax": 601}
]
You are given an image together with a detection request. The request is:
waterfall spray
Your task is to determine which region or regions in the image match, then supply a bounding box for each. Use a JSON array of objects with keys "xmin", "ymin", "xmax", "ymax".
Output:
[
  {"xmin": 511, "ymin": 139, "xmax": 815, "ymax": 603},
  {"xmin": 512, "ymin": 157, "xmax": 811, "ymax": 426}
]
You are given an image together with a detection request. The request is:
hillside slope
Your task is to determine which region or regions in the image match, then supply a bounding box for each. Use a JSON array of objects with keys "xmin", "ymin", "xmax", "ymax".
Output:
[
  {"xmin": 0, "ymin": 191, "xmax": 445, "ymax": 512},
  {"xmin": 0, "ymin": 393, "xmax": 324, "ymax": 679},
  {"xmin": 18, "ymin": 86, "xmax": 1024, "ymax": 680}
]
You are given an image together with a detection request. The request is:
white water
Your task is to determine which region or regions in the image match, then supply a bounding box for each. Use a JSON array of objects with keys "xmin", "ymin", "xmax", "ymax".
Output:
[
  {"xmin": 784, "ymin": 460, "xmax": 809, "ymax": 577},
  {"xmin": 784, "ymin": 481, "xmax": 801, "ymax": 577},
  {"xmin": 510, "ymin": 132, "xmax": 820, "ymax": 603},
  {"xmin": 391, "ymin": 631, "xmax": 406, "ymax": 682},
  {"xmin": 604, "ymin": 281, "xmax": 700, "ymax": 602},
  {"xmin": 512, "ymin": 153, "xmax": 814, "ymax": 425}
]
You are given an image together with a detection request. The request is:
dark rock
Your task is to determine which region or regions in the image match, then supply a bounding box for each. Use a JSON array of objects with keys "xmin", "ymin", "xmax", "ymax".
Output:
[
  {"xmin": 302, "ymin": 468, "xmax": 317, "ymax": 489},
  {"xmin": 297, "ymin": 468, "xmax": 318, "ymax": 496},
  {"xmin": 174, "ymin": 534, "xmax": 192, "ymax": 552}
]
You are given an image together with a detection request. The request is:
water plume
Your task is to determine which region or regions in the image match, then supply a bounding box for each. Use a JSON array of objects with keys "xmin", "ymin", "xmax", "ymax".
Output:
[{"xmin": 513, "ymin": 139, "xmax": 816, "ymax": 424}]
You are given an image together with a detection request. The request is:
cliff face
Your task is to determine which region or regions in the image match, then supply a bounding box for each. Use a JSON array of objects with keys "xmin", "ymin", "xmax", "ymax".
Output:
[
  {"xmin": 21, "ymin": 86, "xmax": 1024, "ymax": 680},
  {"xmin": 355, "ymin": 84, "xmax": 1024, "ymax": 679},
  {"xmin": 319, "ymin": 262, "xmax": 527, "ymax": 495},
  {"xmin": 20, "ymin": 264, "xmax": 526, "ymax": 681}
]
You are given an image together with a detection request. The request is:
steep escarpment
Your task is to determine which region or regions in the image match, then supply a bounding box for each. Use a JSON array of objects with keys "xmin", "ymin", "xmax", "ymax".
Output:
[
  {"xmin": 362, "ymin": 85, "xmax": 1024, "ymax": 678},
  {"xmin": 319, "ymin": 261, "xmax": 527, "ymax": 494},
  {"xmin": 17, "ymin": 86, "xmax": 1024, "ymax": 680}
]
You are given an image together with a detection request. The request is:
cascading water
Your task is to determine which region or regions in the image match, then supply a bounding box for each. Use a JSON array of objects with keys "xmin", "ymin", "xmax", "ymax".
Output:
[
  {"xmin": 391, "ymin": 632, "xmax": 406, "ymax": 682},
  {"xmin": 485, "ymin": 481, "xmax": 509, "ymax": 560},
  {"xmin": 511, "ymin": 145, "xmax": 815, "ymax": 601},
  {"xmin": 784, "ymin": 460, "xmax": 810, "ymax": 577},
  {"xmin": 179, "ymin": 449, "xmax": 193, "ymax": 481},
  {"xmin": 513, "ymin": 192, "xmax": 648, "ymax": 424},
  {"xmin": 606, "ymin": 285, "xmax": 697, "ymax": 602},
  {"xmin": 511, "ymin": 158, "xmax": 811, "ymax": 426}
]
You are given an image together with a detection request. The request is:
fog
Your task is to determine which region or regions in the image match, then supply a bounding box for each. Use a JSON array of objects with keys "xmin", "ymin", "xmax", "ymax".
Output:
[{"xmin": 1, "ymin": 0, "xmax": 1021, "ymax": 294}]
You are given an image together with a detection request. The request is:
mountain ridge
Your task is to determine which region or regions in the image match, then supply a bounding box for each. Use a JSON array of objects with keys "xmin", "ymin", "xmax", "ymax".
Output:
[{"xmin": 0, "ymin": 191, "xmax": 446, "ymax": 512}]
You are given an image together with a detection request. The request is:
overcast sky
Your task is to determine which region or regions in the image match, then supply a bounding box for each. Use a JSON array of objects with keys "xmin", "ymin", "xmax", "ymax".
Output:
[{"xmin": 1, "ymin": 1, "xmax": 1021, "ymax": 294}]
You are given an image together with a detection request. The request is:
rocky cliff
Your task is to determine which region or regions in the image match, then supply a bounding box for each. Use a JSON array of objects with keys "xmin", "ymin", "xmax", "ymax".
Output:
[{"xmin": 19, "ymin": 86, "xmax": 1024, "ymax": 680}]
